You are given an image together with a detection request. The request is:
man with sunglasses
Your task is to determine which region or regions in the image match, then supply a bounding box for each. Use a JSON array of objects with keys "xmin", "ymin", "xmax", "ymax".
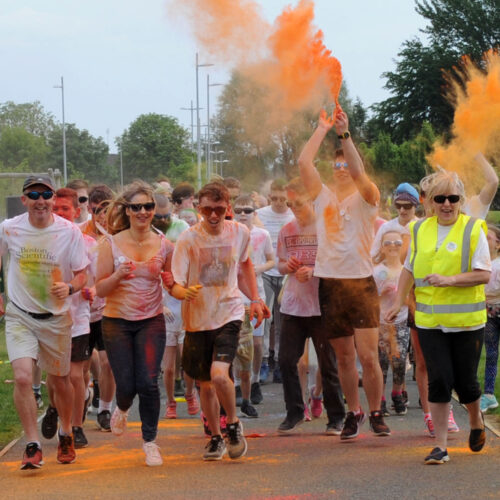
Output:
[
  {"xmin": 67, "ymin": 179, "xmax": 90, "ymax": 224},
  {"xmin": 298, "ymin": 109, "xmax": 390, "ymax": 440},
  {"xmin": 0, "ymin": 175, "xmax": 89, "ymax": 469},
  {"xmin": 255, "ymin": 179, "xmax": 295, "ymax": 383}
]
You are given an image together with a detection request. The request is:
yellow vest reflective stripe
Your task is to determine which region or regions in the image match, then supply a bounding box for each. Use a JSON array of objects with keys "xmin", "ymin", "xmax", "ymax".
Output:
[{"xmin": 409, "ymin": 214, "xmax": 487, "ymax": 328}]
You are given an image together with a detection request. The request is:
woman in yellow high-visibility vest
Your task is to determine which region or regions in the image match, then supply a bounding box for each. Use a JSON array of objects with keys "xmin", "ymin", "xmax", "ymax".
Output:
[{"xmin": 386, "ymin": 171, "xmax": 491, "ymax": 465}]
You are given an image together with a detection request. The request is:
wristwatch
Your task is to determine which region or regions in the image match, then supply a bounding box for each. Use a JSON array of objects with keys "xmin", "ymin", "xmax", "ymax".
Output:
[
  {"xmin": 337, "ymin": 131, "xmax": 350, "ymax": 140},
  {"xmin": 68, "ymin": 284, "xmax": 74, "ymax": 296}
]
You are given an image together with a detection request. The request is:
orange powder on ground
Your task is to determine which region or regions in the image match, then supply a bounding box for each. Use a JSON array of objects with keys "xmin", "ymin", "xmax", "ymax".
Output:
[{"xmin": 428, "ymin": 50, "xmax": 500, "ymax": 193}]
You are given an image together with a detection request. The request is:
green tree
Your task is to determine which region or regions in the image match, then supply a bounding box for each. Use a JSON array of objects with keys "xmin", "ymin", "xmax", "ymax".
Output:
[
  {"xmin": 0, "ymin": 101, "xmax": 56, "ymax": 139},
  {"xmin": 0, "ymin": 127, "xmax": 49, "ymax": 170},
  {"xmin": 119, "ymin": 114, "xmax": 192, "ymax": 184}
]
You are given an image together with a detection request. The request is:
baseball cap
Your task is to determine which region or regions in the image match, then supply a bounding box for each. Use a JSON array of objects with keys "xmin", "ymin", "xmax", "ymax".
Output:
[
  {"xmin": 394, "ymin": 182, "xmax": 419, "ymax": 206},
  {"xmin": 23, "ymin": 175, "xmax": 55, "ymax": 192}
]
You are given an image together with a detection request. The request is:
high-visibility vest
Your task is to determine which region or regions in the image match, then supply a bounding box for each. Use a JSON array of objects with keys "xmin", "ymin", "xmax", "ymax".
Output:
[{"xmin": 409, "ymin": 214, "xmax": 487, "ymax": 328}]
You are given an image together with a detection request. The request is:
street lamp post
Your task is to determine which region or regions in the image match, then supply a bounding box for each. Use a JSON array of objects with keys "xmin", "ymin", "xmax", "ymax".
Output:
[
  {"xmin": 207, "ymin": 75, "xmax": 223, "ymax": 179},
  {"xmin": 53, "ymin": 76, "xmax": 67, "ymax": 184},
  {"xmin": 181, "ymin": 100, "xmax": 202, "ymax": 151},
  {"xmin": 196, "ymin": 53, "xmax": 214, "ymax": 189}
]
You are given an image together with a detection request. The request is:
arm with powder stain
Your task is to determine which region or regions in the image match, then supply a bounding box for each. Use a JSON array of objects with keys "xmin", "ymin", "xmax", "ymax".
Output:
[
  {"xmin": 239, "ymin": 257, "xmax": 265, "ymax": 328},
  {"xmin": 475, "ymin": 152, "xmax": 498, "ymax": 207},
  {"xmin": 50, "ymin": 269, "xmax": 88, "ymax": 300}
]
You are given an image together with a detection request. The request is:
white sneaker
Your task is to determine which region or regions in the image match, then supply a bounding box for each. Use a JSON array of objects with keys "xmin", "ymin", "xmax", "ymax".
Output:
[
  {"xmin": 110, "ymin": 407, "xmax": 128, "ymax": 436},
  {"xmin": 143, "ymin": 441, "xmax": 163, "ymax": 466}
]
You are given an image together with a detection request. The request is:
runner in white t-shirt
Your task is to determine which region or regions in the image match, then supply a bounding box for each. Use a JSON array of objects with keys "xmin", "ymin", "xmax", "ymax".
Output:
[
  {"xmin": 0, "ymin": 175, "xmax": 88, "ymax": 470},
  {"xmin": 298, "ymin": 109, "xmax": 390, "ymax": 440}
]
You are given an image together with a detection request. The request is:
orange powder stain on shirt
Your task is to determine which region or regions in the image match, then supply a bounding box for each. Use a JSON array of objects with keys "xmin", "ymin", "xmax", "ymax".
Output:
[{"xmin": 323, "ymin": 204, "xmax": 340, "ymax": 239}]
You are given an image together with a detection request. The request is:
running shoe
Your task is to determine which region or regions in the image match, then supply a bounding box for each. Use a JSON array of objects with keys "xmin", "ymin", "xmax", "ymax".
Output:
[
  {"xmin": 110, "ymin": 407, "xmax": 128, "ymax": 436},
  {"xmin": 392, "ymin": 394, "xmax": 407, "ymax": 415},
  {"xmin": 424, "ymin": 414, "xmax": 435, "ymax": 437},
  {"xmin": 72, "ymin": 426, "xmax": 88, "ymax": 449},
  {"xmin": 226, "ymin": 420, "xmax": 247, "ymax": 459},
  {"xmin": 325, "ymin": 420, "xmax": 343, "ymax": 436},
  {"xmin": 82, "ymin": 386, "xmax": 93, "ymax": 424},
  {"xmin": 240, "ymin": 400, "xmax": 258, "ymax": 418},
  {"xmin": 57, "ymin": 434, "xmax": 76, "ymax": 464},
  {"xmin": 235, "ymin": 385, "xmax": 243, "ymax": 407},
  {"xmin": 260, "ymin": 363, "xmax": 270, "ymax": 384},
  {"xmin": 34, "ymin": 391, "xmax": 43, "ymax": 409},
  {"xmin": 278, "ymin": 415, "xmax": 305, "ymax": 434},
  {"xmin": 402, "ymin": 390, "xmax": 409, "ymax": 407},
  {"xmin": 185, "ymin": 392, "xmax": 200, "ymax": 415},
  {"xmin": 424, "ymin": 447, "xmax": 449, "ymax": 464},
  {"xmin": 41, "ymin": 405, "xmax": 58, "ymax": 439},
  {"xmin": 165, "ymin": 401, "xmax": 177, "ymax": 419},
  {"xmin": 369, "ymin": 411, "xmax": 391, "ymax": 436},
  {"xmin": 250, "ymin": 382, "xmax": 263, "ymax": 405},
  {"xmin": 304, "ymin": 405, "xmax": 312, "ymax": 422},
  {"xmin": 480, "ymin": 393, "xmax": 499, "ymax": 412},
  {"xmin": 381, "ymin": 399, "xmax": 390, "ymax": 417},
  {"xmin": 143, "ymin": 441, "xmax": 163, "ymax": 466},
  {"xmin": 469, "ymin": 413, "xmax": 486, "ymax": 452},
  {"xmin": 340, "ymin": 410, "xmax": 365, "ymax": 440},
  {"xmin": 309, "ymin": 387, "xmax": 323, "ymax": 418},
  {"xmin": 96, "ymin": 410, "xmax": 112, "ymax": 432},
  {"xmin": 203, "ymin": 435, "xmax": 227, "ymax": 461},
  {"xmin": 448, "ymin": 407, "xmax": 460, "ymax": 433},
  {"xmin": 21, "ymin": 443, "xmax": 44, "ymax": 470},
  {"xmin": 174, "ymin": 378, "xmax": 185, "ymax": 397}
]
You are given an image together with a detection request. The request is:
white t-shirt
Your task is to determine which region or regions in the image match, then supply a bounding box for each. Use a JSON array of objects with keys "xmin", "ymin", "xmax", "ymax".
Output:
[
  {"xmin": 463, "ymin": 194, "xmax": 490, "ymax": 220},
  {"xmin": 247, "ymin": 226, "xmax": 273, "ymax": 302},
  {"xmin": 373, "ymin": 263, "xmax": 408, "ymax": 324},
  {"xmin": 172, "ymin": 220, "xmax": 250, "ymax": 332},
  {"xmin": 370, "ymin": 217, "xmax": 412, "ymax": 260},
  {"xmin": 313, "ymin": 185, "xmax": 377, "ymax": 279},
  {"xmin": 256, "ymin": 205, "xmax": 295, "ymax": 277},
  {"xmin": 485, "ymin": 257, "xmax": 500, "ymax": 305},
  {"xmin": 277, "ymin": 219, "xmax": 321, "ymax": 317},
  {"xmin": 0, "ymin": 213, "xmax": 89, "ymax": 315}
]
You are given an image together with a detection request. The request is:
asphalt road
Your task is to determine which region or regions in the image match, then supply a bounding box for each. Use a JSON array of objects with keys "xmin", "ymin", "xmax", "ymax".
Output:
[{"xmin": 1, "ymin": 375, "xmax": 499, "ymax": 499}]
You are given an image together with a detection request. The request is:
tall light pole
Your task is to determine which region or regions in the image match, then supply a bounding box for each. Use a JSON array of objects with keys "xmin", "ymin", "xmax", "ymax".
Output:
[
  {"xmin": 53, "ymin": 76, "xmax": 67, "ymax": 184},
  {"xmin": 207, "ymin": 75, "xmax": 223, "ymax": 179},
  {"xmin": 181, "ymin": 100, "xmax": 202, "ymax": 151},
  {"xmin": 196, "ymin": 53, "xmax": 213, "ymax": 189}
]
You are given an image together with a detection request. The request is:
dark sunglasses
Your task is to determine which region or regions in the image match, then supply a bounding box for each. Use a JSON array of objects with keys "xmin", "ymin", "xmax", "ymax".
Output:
[
  {"xmin": 234, "ymin": 207, "xmax": 255, "ymax": 215},
  {"xmin": 127, "ymin": 202, "xmax": 156, "ymax": 212},
  {"xmin": 91, "ymin": 202, "xmax": 109, "ymax": 215},
  {"xmin": 154, "ymin": 213, "xmax": 171, "ymax": 220},
  {"xmin": 395, "ymin": 203, "xmax": 413, "ymax": 210},
  {"xmin": 270, "ymin": 196, "xmax": 287, "ymax": 202},
  {"xmin": 433, "ymin": 194, "xmax": 460, "ymax": 204},
  {"xmin": 199, "ymin": 206, "xmax": 226, "ymax": 217},
  {"xmin": 173, "ymin": 196, "xmax": 189, "ymax": 205},
  {"xmin": 78, "ymin": 196, "xmax": 89, "ymax": 204},
  {"xmin": 333, "ymin": 162, "xmax": 349, "ymax": 170},
  {"xmin": 383, "ymin": 240, "xmax": 403, "ymax": 247},
  {"xmin": 25, "ymin": 191, "xmax": 54, "ymax": 200},
  {"xmin": 286, "ymin": 200, "xmax": 306, "ymax": 209}
]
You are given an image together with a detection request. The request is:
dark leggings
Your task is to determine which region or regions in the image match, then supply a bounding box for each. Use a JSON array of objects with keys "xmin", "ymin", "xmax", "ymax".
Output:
[
  {"xmin": 103, "ymin": 314, "xmax": 166, "ymax": 442},
  {"xmin": 417, "ymin": 327, "xmax": 483, "ymax": 404},
  {"xmin": 484, "ymin": 316, "xmax": 500, "ymax": 394}
]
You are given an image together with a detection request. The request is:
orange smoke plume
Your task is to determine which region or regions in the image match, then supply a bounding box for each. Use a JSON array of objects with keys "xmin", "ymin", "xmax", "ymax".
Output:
[{"xmin": 428, "ymin": 50, "xmax": 500, "ymax": 193}]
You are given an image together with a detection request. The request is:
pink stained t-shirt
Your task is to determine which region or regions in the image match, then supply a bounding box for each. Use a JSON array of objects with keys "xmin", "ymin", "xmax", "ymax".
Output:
[{"xmin": 103, "ymin": 234, "xmax": 173, "ymax": 321}]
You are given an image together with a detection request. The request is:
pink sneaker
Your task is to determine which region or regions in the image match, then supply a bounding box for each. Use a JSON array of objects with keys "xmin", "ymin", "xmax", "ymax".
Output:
[
  {"xmin": 185, "ymin": 392, "xmax": 200, "ymax": 415},
  {"xmin": 424, "ymin": 414, "xmax": 435, "ymax": 437},
  {"xmin": 110, "ymin": 407, "xmax": 128, "ymax": 436},
  {"xmin": 304, "ymin": 405, "xmax": 312, "ymax": 422},
  {"xmin": 309, "ymin": 388, "xmax": 323, "ymax": 419},
  {"xmin": 448, "ymin": 407, "xmax": 459, "ymax": 433},
  {"xmin": 165, "ymin": 401, "xmax": 177, "ymax": 419}
]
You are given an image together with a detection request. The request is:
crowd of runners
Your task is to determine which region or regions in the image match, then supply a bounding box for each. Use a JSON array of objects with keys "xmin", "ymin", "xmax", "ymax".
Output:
[{"xmin": 1, "ymin": 109, "xmax": 498, "ymax": 470}]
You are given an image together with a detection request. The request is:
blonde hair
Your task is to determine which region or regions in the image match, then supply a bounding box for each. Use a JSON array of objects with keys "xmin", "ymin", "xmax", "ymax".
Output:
[
  {"xmin": 106, "ymin": 180, "xmax": 154, "ymax": 235},
  {"xmin": 424, "ymin": 171, "xmax": 465, "ymax": 215}
]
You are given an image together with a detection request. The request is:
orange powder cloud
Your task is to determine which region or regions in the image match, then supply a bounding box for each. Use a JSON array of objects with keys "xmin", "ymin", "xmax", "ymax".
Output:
[{"xmin": 428, "ymin": 50, "xmax": 500, "ymax": 193}]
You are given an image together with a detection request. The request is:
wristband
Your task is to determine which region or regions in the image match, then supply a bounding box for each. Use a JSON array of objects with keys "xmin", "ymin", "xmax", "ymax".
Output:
[
  {"xmin": 250, "ymin": 299, "xmax": 261, "ymax": 304},
  {"xmin": 337, "ymin": 131, "xmax": 350, "ymax": 140},
  {"xmin": 68, "ymin": 284, "xmax": 74, "ymax": 296}
]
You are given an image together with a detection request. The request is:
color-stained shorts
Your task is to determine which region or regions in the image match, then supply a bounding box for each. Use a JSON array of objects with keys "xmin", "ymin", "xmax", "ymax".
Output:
[
  {"xmin": 166, "ymin": 329, "xmax": 186, "ymax": 347},
  {"xmin": 235, "ymin": 315, "xmax": 254, "ymax": 372},
  {"xmin": 5, "ymin": 302, "xmax": 72, "ymax": 376}
]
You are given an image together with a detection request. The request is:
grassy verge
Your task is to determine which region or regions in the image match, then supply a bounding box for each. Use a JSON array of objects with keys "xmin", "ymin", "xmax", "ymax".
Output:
[{"xmin": 486, "ymin": 211, "xmax": 500, "ymax": 225}]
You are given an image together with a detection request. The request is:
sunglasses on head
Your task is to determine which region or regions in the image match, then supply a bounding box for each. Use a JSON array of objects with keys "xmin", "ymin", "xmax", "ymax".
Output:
[
  {"xmin": 395, "ymin": 203, "xmax": 413, "ymax": 210},
  {"xmin": 333, "ymin": 162, "xmax": 349, "ymax": 170},
  {"xmin": 25, "ymin": 191, "xmax": 54, "ymax": 200},
  {"xmin": 234, "ymin": 207, "xmax": 254, "ymax": 215},
  {"xmin": 270, "ymin": 196, "xmax": 286, "ymax": 202},
  {"xmin": 433, "ymin": 194, "xmax": 460, "ymax": 204},
  {"xmin": 153, "ymin": 213, "xmax": 171, "ymax": 220},
  {"xmin": 383, "ymin": 240, "xmax": 403, "ymax": 247},
  {"xmin": 127, "ymin": 202, "xmax": 156, "ymax": 212},
  {"xmin": 199, "ymin": 206, "xmax": 226, "ymax": 217},
  {"xmin": 91, "ymin": 202, "xmax": 109, "ymax": 215},
  {"xmin": 286, "ymin": 200, "xmax": 306, "ymax": 209},
  {"xmin": 78, "ymin": 196, "xmax": 89, "ymax": 204}
]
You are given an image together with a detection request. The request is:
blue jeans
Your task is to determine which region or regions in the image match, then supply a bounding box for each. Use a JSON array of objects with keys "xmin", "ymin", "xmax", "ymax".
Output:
[
  {"xmin": 484, "ymin": 316, "xmax": 500, "ymax": 394},
  {"xmin": 102, "ymin": 314, "xmax": 166, "ymax": 442}
]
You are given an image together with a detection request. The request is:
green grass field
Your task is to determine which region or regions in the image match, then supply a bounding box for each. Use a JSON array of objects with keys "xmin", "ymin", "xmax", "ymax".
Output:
[{"xmin": 486, "ymin": 211, "xmax": 500, "ymax": 225}]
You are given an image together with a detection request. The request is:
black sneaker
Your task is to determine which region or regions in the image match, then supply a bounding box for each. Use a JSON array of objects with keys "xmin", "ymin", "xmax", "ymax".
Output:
[
  {"xmin": 96, "ymin": 410, "xmax": 112, "ymax": 432},
  {"xmin": 240, "ymin": 400, "xmax": 258, "ymax": 418},
  {"xmin": 381, "ymin": 399, "xmax": 390, "ymax": 417},
  {"xmin": 41, "ymin": 405, "xmax": 58, "ymax": 439},
  {"xmin": 203, "ymin": 435, "xmax": 227, "ymax": 461},
  {"xmin": 92, "ymin": 380, "xmax": 100, "ymax": 410},
  {"xmin": 340, "ymin": 411, "xmax": 365, "ymax": 440},
  {"xmin": 235, "ymin": 385, "xmax": 243, "ymax": 407},
  {"xmin": 226, "ymin": 420, "xmax": 247, "ymax": 459},
  {"xmin": 278, "ymin": 415, "xmax": 305, "ymax": 434},
  {"xmin": 21, "ymin": 442, "xmax": 44, "ymax": 470},
  {"xmin": 369, "ymin": 411, "xmax": 391, "ymax": 436},
  {"xmin": 424, "ymin": 447, "xmax": 449, "ymax": 464},
  {"xmin": 72, "ymin": 426, "xmax": 88, "ymax": 449},
  {"xmin": 174, "ymin": 378, "xmax": 185, "ymax": 397},
  {"xmin": 392, "ymin": 394, "xmax": 407, "ymax": 415},
  {"xmin": 250, "ymin": 382, "xmax": 263, "ymax": 405},
  {"xmin": 325, "ymin": 420, "xmax": 343, "ymax": 436},
  {"xmin": 469, "ymin": 413, "xmax": 486, "ymax": 452}
]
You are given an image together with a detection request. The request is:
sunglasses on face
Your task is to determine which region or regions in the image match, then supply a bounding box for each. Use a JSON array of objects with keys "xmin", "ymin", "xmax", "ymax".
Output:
[
  {"xmin": 383, "ymin": 240, "xmax": 403, "ymax": 247},
  {"xmin": 153, "ymin": 213, "xmax": 171, "ymax": 220},
  {"xmin": 78, "ymin": 196, "xmax": 89, "ymax": 204},
  {"xmin": 199, "ymin": 206, "xmax": 226, "ymax": 217},
  {"xmin": 234, "ymin": 207, "xmax": 254, "ymax": 215},
  {"xmin": 433, "ymin": 194, "xmax": 460, "ymax": 204},
  {"xmin": 173, "ymin": 196, "xmax": 189, "ymax": 205},
  {"xmin": 395, "ymin": 203, "xmax": 413, "ymax": 210},
  {"xmin": 25, "ymin": 191, "xmax": 54, "ymax": 200},
  {"xmin": 127, "ymin": 202, "xmax": 156, "ymax": 212},
  {"xmin": 270, "ymin": 196, "xmax": 286, "ymax": 202},
  {"xmin": 91, "ymin": 202, "xmax": 109, "ymax": 215},
  {"xmin": 333, "ymin": 162, "xmax": 349, "ymax": 170},
  {"xmin": 286, "ymin": 200, "xmax": 306, "ymax": 209}
]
